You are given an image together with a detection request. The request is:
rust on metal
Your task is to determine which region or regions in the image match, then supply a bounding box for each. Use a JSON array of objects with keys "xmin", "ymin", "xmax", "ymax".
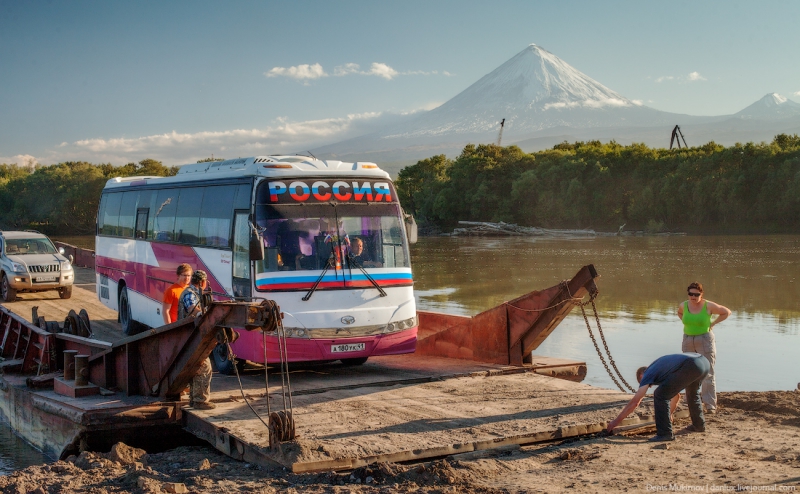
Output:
[{"xmin": 415, "ymin": 264, "xmax": 599, "ymax": 366}]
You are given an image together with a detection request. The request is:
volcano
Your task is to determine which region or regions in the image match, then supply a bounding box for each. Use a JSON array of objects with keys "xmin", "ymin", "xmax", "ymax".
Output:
[{"xmin": 313, "ymin": 45, "xmax": 800, "ymax": 171}]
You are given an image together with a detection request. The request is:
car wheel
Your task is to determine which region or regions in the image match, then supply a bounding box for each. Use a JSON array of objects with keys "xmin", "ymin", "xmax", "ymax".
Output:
[
  {"xmin": 119, "ymin": 286, "xmax": 144, "ymax": 335},
  {"xmin": 1, "ymin": 273, "xmax": 16, "ymax": 302},
  {"xmin": 340, "ymin": 357, "xmax": 369, "ymax": 366},
  {"xmin": 212, "ymin": 343, "xmax": 243, "ymax": 375},
  {"xmin": 58, "ymin": 285, "xmax": 73, "ymax": 299}
]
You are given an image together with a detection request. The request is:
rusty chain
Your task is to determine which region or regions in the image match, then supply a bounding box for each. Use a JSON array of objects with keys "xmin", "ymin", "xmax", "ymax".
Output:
[{"xmin": 573, "ymin": 289, "xmax": 636, "ymax": 393}]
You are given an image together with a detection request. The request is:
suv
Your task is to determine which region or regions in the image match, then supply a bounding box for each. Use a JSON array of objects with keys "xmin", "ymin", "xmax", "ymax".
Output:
[{"xmin": 0, "ymin": 230, "xmax": 75, "ymax": 302}]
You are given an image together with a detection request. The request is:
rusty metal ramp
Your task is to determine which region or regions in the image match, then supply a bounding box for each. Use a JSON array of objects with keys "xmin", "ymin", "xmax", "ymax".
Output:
[{"xmin": 184, "ymin": 356, "xmax": 629, "ymax": 473}]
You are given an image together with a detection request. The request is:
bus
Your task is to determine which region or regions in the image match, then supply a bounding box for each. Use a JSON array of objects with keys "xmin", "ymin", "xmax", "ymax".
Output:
[{"xmin": 95, "ymin": 156, "xmax": 418, "ymax": 370}]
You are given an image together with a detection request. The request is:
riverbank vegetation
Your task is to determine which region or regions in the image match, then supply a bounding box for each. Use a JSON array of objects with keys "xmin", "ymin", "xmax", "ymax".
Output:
[
  {"xmin": 0, "ymin": 159, "xmax": 176, "ymax": 235},
  {"xmin": 396, "ymin": 134, "xmax": 800, "ymax": 233}
]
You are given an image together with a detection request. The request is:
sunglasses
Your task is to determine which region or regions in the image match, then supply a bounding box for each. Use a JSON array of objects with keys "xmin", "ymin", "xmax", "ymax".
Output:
[{"xmin": 688, "ymin": 292, "xmax": 702, "ymax": 297}]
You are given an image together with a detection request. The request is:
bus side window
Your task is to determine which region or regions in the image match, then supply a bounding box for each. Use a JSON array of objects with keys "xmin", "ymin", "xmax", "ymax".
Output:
[
  {"xmin": 135, "ymin": 209, "xmax": 149, "ymax": 239},
  {"xmin": 152, "ymin": 189, "xmax": 178, "ymax": 241},
  {"xmin": 100, "ymin": 192, "xmax": 123, "ymax": 236},
  {"xmin": 119, "ymin": 191, "xmax": 139, "ymax": 238}
]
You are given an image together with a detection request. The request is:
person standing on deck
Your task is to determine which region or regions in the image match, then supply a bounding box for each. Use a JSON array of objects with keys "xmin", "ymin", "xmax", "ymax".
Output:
[
  {"xmin": 677, "ymin": 282, "xmax": 731, "ymax": 414},
  {"xmin": 606, "ymin": 353, "xmax": 710, "ymax": 442},
  {"xmin": 162, "ymin": 263, "xmax": 192, "ymax": 324},
  {"xmin": 178, "ymin": 270, "xmax": 215, "ymax": 410}
]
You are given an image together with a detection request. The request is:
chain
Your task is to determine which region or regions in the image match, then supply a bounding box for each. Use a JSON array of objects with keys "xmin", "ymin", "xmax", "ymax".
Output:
[
  {"xmin": 571, "ymin": 285, "xmax": 635, "ymax": 393},
  {"xmin": 589, "ymin": 297, "xmax": 635, "ymax": 392},
  {"xmin": 578, "ymin": 300, "xmax": 628, "ymax": 392}
]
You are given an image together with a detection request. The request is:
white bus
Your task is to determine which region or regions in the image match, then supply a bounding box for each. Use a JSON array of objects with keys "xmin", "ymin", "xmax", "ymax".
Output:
[{"xmin": 95, "ymin": 156, "xmax": 417, "ymax": 370}]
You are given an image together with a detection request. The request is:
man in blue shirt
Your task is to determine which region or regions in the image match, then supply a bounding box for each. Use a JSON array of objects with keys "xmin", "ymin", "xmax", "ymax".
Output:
[{"xmin": 606, "ymin": 353, "xmax": 710, "ymax": 441}]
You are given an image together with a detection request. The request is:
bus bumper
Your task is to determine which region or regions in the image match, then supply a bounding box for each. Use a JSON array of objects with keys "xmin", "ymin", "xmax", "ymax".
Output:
[{"xmin": 230, "ymin": 326, "xmax": 418, "ymax": 363}]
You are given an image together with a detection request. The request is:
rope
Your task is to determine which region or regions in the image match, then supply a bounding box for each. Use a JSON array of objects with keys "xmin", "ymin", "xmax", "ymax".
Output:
[{"xmin": 505, "ymin": 281, "xmax": 583, "ymax": 312}]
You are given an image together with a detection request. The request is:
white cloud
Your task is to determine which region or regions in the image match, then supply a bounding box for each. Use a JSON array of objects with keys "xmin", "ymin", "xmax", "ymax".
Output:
[
  {"xmin": 333, "ymin": 63, "xmax": 361, "ymax": 76},
  {"xmin": 655, "ymin": 72, "xmax": 706, "ymax": 83},
  {"xmin": 367, "ymin": 63, "xmax": 398, "ymax": 80},
  {"xmin": 265, "ymin": 63, "xmax": 328, "ymax": 80},
  {"xmin": 269, "ymin": 61, "xmax": 448, "ymax": 81},
  {"xmin": 794, "ymin": 90, "xmax": 800, "ymax": 97},
  {"xmin": 0, "ymin": 154, "xmax": 39, "ymax": 167},
  {"xmin": 543, "ymin": 97, "xmax": 632, "ymax": 110},
  {"xmin": 25, "ymin": 109, "xmax": 427, "ymax": 166},
  {"xmin": 631, "ymin": 99, "xmax": 643, "ymax": 106}
]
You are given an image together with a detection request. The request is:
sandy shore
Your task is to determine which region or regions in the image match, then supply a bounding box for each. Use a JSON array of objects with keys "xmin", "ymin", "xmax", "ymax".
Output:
[{"xmin": 1, "ymin": 390, "xmax": 798, "ymax": 493}]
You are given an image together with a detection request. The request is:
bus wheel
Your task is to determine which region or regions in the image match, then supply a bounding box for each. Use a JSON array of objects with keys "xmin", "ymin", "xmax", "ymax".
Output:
[
  {"xmin": 212, "ymin": 343, "xmax": 243, "ymax": 375},
  {"xmin": 119, "ymin": 287, "xmax": 144, "ymax": 335},
  {"xmin": 340, "ymin": 357, "xmax": 368, "ymax": 366}
]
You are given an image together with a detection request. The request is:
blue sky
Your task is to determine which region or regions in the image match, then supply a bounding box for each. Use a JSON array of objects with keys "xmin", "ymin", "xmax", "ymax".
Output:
[{"xmin": 2, "ymin": 0, "xmax": 799, "ymax": 166}]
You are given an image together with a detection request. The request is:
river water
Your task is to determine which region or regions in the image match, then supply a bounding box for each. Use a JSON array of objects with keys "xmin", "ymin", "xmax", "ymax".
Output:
[
  {"xmin": 0, "ymin": 421, "xmax": 52, "ymax": 475},
  {"xmin": 411, "ymin": 235, "xmax": 800, "ymax": 392}
]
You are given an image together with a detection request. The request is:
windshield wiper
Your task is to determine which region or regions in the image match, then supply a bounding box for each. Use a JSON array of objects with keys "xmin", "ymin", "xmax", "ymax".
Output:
[
  {"xmin": 346, "ymin": 254, "xmax": 387, "ymax": 297},
  {"xmin": 302, "ymin": 253, "xmax": 335, "ymax": 302}
]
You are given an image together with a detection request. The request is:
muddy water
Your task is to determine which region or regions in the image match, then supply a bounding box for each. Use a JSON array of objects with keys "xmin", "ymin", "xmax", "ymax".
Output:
[
  {"xmin": 411, "ymin": 235, "xmax": 800, "ymax": 392},
  {"xmin": 0, "ymin": 421, "xmax": 52, "ymax": 475}
]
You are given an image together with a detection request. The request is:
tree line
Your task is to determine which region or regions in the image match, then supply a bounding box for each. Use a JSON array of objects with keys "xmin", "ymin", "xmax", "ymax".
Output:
[
  {"xmin": 396, "ymin": 134, "xmax": 800, "ymax": 233},
  {"xmin": 0, "ymin": 159, "xmax": 177, "ymax": 235}
]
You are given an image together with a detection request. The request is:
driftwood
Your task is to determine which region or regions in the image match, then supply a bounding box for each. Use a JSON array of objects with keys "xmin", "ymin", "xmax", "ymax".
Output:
[
  {"xmin": 450, "ymin": 221, "xmax": 685, "ymax": 237},
  {"xmin": 451, "ymin": 221, "xmax": 598, "ymax": 237}
]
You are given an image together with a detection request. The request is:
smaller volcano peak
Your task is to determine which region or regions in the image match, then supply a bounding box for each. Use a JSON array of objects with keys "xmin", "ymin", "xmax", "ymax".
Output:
[{"xmin": 736, "ymin": 93, "xmax": 800, "ymax": 118}]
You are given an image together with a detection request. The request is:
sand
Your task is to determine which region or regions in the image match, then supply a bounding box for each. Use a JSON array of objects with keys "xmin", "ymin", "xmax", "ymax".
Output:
[{"xmin": 2, "ymin": 390, "xmax": 798, "ymax": 493}]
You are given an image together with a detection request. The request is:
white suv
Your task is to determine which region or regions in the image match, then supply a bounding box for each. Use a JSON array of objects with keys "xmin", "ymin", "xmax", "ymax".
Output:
[{"xmin": 0, "ymin": 230, "xmax": 75, "ymax": 302}]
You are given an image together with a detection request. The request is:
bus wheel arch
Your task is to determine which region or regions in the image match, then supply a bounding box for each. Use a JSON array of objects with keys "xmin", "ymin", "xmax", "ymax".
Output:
[{"xmin": 118, "ymin": 283, "xmax": 145, "ymax": 335}]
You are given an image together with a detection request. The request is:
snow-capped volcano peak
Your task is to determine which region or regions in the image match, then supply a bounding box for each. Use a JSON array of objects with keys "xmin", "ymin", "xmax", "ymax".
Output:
[
  {"xmin": 504, "ymin": 44, "xmax": 635, "ymax": 110},
  {"xmin": 736, "ymin": 93, "xmax": 800, "ymax": 118},
  {"xmin": 383, "ymin": 44, "xmax": 654, "ymax": 139}
]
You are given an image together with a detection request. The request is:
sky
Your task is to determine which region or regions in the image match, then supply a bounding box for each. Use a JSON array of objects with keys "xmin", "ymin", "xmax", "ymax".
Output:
[{"xmin": 2, "ymin": 0, "xmax": 799, "ymax": 167}]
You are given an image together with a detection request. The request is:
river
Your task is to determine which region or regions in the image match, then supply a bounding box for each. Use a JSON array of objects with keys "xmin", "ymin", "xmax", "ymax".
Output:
[
  {"xmin": 0, "ymin": 421, "xmax": 52, "ymax": 475},
  {"xmin": 411, "ymin": 235, "xmax": 800, "ymax": 392}
]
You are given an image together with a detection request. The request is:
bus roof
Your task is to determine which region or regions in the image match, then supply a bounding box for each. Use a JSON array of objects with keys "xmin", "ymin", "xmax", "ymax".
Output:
[{"xmin": 103, "ymin": 155, "xmax": 391, "ymax": 189}]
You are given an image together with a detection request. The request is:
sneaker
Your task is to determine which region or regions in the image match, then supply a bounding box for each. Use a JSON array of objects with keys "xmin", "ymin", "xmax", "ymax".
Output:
[
  {"xmin": 683, "ymin": 424, "xmax": 705, "ymax": 433},
  {"xmin": 193, "ymin": 402, "xmax": 216, "ymax": 410},
  {"xmin": 648, "ymin": 435, "xmax": 675, "ymax": 442}
]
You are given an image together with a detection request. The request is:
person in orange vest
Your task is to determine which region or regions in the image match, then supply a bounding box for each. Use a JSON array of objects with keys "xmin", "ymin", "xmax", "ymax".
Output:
[{"xmin": 162, "ymin": 263, "xmax": 192, "ymax": 324}]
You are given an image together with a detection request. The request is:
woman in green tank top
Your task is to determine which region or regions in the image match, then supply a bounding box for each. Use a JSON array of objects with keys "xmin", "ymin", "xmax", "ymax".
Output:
[{"xmin": 677, "ymin": 282, "xmax": 731, "ymax": 413}]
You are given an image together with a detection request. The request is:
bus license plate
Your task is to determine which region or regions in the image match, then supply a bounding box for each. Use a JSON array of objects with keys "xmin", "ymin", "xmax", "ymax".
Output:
[
  {"xmin": 331, "ymin": 343, "xmax": 365, "ymax": 353},
  {"xmin": 36, "ymin": 275, "xmax": 57, "ymax": 282}
]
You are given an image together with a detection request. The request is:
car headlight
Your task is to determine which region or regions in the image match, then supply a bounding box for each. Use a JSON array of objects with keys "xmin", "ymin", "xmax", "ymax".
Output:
[
  {"xmin": 11, "ymin": 262, "xmax": 26, "ymax": 273},
  {"xmin": 62, "ymin": 261, "xmax": 73, "ymax": 271}
]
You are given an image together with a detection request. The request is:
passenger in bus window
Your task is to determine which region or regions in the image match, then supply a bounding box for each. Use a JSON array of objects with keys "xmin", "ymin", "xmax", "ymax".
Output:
[
  {"xmin": 162, "ymin": 263, "xmax": 192, "ymax": 324},
  {"xmin": 349, "ymin": 237, "xmax": 382, "ymax": 268}
]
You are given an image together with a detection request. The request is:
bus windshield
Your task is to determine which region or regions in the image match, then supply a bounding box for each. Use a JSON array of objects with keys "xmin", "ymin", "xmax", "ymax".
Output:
[{"xmin": 254, "ymin": 203, "xmax": 410, "ymax": 272}]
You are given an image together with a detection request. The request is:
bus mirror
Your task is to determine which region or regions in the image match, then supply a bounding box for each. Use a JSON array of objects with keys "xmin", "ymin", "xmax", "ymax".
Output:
[
  {"xmin": 403, "ymin": 212, "xmax": 418, "ymax": 244},
  {"xmin": 249, "ymin": 232, "xmax": 265, "ymax": 261}
]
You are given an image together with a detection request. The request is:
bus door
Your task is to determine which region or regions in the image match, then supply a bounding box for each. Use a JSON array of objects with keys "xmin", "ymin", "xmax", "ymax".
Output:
[{"xmin": 232, "ymin": 210, "xmax": 251, "ymax": 299}]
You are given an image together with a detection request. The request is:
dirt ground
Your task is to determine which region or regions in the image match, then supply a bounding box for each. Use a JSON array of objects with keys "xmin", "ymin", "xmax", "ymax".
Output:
[{"xmin": 1, "ymin": 390, "xmax": 798, "ymax": 493}]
